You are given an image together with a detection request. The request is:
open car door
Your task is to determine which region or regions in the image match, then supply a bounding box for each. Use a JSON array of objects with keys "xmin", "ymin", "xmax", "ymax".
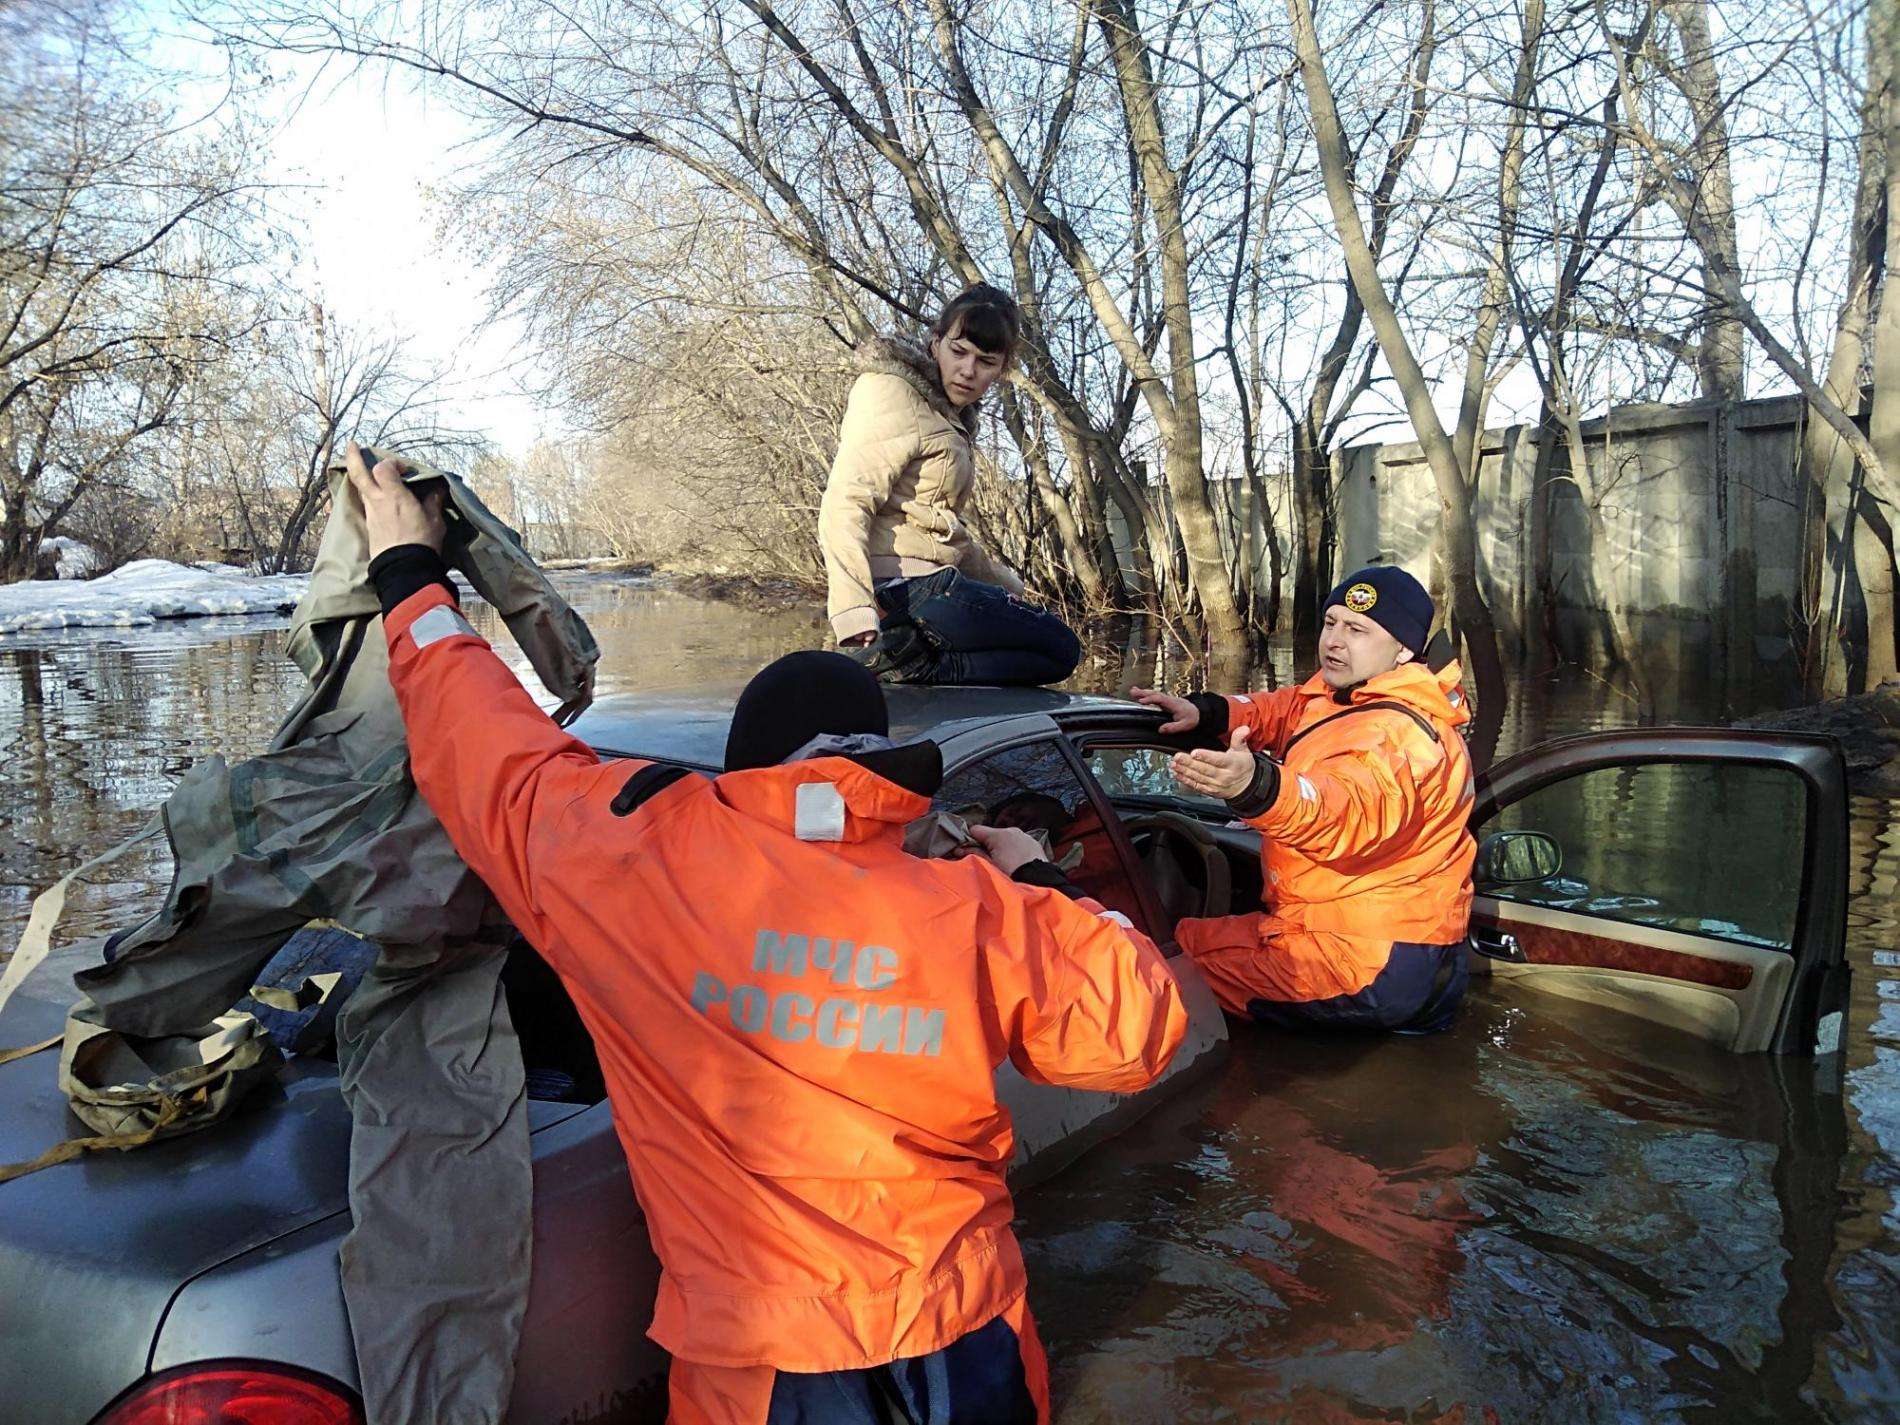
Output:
[{"xmin": 1470, "ymin": 729, "xmax": 1850, "ymax": 1056}]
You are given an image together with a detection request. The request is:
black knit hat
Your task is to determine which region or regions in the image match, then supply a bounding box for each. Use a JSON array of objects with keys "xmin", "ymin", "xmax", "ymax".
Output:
[
  {"xmin": 1323, "ymin": 566, "xmax": 1434, "ymax": 656},
  {"xmin": 724, "ymin": 651, "xmax": 890, "ymax": 771}
]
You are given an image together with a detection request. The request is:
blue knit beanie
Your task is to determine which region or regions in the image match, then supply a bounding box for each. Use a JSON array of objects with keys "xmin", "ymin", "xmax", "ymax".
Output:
[{"xmin": 1323, "ymin": 566, "xmax": 1434, "ymax": 655}]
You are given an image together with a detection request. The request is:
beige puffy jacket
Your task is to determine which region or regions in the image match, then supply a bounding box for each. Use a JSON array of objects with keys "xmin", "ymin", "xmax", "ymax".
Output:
[{"xmin": 819, "ymin": 336, "xmax": 1022, "ymax": 641}]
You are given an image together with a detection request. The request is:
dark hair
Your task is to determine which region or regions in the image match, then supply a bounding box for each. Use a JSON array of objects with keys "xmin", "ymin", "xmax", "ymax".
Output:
[{"xmin": 931, "ymin": 283, "xmax": 1022, "ymax": 360}]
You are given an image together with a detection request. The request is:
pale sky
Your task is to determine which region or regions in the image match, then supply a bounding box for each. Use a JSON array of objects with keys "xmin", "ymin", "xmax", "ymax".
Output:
[
  {"xmin": 273, "ymin": 69, "xmax": 552, "ymax": 454},
  {"xmin": 227, "ymin": 43, "xmax": 556, "ymax": 456}
]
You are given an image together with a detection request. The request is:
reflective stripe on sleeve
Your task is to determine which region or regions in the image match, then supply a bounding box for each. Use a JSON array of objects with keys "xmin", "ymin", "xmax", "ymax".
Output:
[{"xmin": 409, "ymin": 605, "xmax": 478, "ymax": 649}]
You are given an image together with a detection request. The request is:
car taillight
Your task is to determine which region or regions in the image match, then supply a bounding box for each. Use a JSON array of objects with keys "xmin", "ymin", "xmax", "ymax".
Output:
[{"xmin": 94, "ymin": 1361, "xmax": 363, "ymax": 1425}]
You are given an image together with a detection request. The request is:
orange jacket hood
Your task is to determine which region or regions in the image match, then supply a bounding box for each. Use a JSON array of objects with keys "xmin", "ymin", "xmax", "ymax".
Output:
[
  {"xmin": 714, "ymin": 756, "xmax": 932, "ymax": 844},
  {"xmin": 1291, "ymin": 657, "xmax": 1471, "ymax": 736}
]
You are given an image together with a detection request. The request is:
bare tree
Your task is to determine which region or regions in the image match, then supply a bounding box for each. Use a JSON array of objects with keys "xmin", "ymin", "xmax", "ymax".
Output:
[
  {"xmin": 156, "ymin": 296, "xmax": 478, "ymax": 572},
  {"xmin": 1510, "ymin": 36, "xmax": 1655, "ymax": 710},
  {"xmin": 1275, "ymin": 7, "xmax": 1438, "ymax": 649},
  {"xmin": 200, "ymin": 0, "xmax": 1883, "ymax": 704},
  {"xmin": 263, "ymin": 305, "xmax": 473, "ymax": 572},
  {"xmin": 1602, "ymin": 0, "xmax": 1899, "ymax": 691},
  {"xmin": 1288, "ymin": 0, "xmax": 1511, "ymax": 759},
  {"xmin": 0, "ymin": 0, "xmax": 267, "ymax": 580},
  {"xmin": 1659, "ymin": 0, "xmax": 1746, "ymax": 403},
  {"xmin": 217, "ymin": 0, "xmax": 1312, "ymax": 652},
  {"xmin": 1797, "ymin": 0, "xmax": 1891, "ymax": 694},
  {"xmin": 1861, "ymin": 0, "xmax": 1900, "ymax": 688}
]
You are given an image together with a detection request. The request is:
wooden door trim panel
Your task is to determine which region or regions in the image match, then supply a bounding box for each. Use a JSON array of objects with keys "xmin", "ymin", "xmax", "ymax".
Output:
[
  {"xmin": 1471, "ymin": 897, "xmax": 1793, "ymax": 1051},
  {"xmin": 1470, "ymin": 910, "xmax": 1753, "ymax": 989}
]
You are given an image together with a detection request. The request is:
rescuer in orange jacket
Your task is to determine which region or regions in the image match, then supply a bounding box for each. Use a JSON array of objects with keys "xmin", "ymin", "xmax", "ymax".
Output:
[
  {"xmin": 344, "ymin": 445, "xmax": 1189, "ymax": 1425},
  {"xmin": 1134, "ymin": 566, "xmax": 1475, "ymax": 1034}
]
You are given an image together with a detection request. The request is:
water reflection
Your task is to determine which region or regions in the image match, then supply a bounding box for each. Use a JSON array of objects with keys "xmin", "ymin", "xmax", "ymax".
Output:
[
  {"xmin": 0, "ymin": 619, "xmax": 309, "ymax": 950},
  {"xmin": 1023, "ymin": 974, "xmax": 1868, "ymax": 1420},
  {"xmin": 0, "ymin": 577, "xmax": 1896, "ymax": 1420}
]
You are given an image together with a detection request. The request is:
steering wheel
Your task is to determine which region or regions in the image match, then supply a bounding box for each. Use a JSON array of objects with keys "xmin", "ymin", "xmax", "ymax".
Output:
[{"xmin": 1122, "ymin": 810, "xmax": 1233, "ymax": 926}]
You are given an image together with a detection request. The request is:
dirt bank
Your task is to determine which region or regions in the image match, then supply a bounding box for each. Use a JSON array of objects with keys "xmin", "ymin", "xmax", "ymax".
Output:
[
  {"xmin": 666, "ymin": 569, "xmax": 824, "ymax": 612},
  {"xmin": 1745, "ymin": 685, "xmax": 1900, "ymax": 795}
]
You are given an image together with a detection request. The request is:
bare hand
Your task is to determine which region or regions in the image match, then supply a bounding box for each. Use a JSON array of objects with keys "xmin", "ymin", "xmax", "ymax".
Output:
[
  {"xmin": 969, "ymin": 822, "xmax": 1047, "ymax": 875},
  {"xmin": 1131, "ymin": 685, "xmax": 1199, "ymax": 734},
  {"xmin": 343, "ymin": 441, "xmax": 447, "ymax": 558},
  {"xmin": 1170, "ymin": 727, "xmax": 1257, "ymax": 800}
]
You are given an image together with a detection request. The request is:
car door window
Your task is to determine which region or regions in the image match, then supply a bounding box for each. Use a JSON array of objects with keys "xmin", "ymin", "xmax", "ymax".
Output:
[
  {"xmin": 935, "ymin": 739, "xmax": 1150, "ymax": 932},
  {"xmin": 1477, "ymin": 761, "xmax": 1807, "ymax": 951},
  {"xmin": 1082, "ymin": 744, "xmax": 1225, "ymax": 814}
]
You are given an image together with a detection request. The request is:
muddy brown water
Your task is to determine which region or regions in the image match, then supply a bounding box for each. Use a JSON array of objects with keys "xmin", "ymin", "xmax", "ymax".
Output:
[{"xmin": 2, "ymin": 573, "xmax": 1896, "ymax": 1422}]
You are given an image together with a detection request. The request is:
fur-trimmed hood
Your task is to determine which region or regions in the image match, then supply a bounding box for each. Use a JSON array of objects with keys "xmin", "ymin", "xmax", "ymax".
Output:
[{"xmin": 858, "ymin": 334, "xmax": 980, "ymax": 438}]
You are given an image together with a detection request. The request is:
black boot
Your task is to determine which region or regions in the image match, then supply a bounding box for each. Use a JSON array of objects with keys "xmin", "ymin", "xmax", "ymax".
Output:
[{"xmin": 843, "ymin": 621, "xmax": 938, "ymax": 683}]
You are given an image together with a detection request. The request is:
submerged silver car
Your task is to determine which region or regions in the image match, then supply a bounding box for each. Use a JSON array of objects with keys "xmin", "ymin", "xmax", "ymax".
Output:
[{"xmin": 0, "ymin": 687, "xmax": 1851, "ymax": 1423}]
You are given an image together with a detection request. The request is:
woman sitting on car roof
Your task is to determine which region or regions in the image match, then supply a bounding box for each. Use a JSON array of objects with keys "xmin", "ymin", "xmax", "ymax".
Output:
[{"xmin": 819, "ymin": 283, "xmax": 1083, "ymax": 687}]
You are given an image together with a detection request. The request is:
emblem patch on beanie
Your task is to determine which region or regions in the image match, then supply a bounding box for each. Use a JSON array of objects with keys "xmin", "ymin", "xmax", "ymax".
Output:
[{"xmin": 1344, "ymin": 582, "xmax": 1378, "ymax": 613}]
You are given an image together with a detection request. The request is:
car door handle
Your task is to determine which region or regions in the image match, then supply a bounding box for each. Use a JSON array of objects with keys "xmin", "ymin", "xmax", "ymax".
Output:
[{"xmin": 1470, "ymin": 926, "xmax": 1526, "ymax": 963}]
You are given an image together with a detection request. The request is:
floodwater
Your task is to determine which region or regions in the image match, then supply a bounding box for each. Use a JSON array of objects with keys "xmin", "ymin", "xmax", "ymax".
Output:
[{"xmin": 2, "ymin": 574, "xmax": 1897, "ymax": 1422}]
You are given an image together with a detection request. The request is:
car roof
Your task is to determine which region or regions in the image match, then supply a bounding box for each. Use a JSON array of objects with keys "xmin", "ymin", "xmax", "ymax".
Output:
[{"xmin": 566, "ymin": 683, "xmax": 1141, "ymax": 768}]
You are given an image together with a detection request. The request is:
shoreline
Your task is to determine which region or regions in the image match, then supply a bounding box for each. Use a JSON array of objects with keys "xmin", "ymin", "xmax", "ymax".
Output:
[
  {"xmin": 663, "ymin": 568, "xmax": 826, "ymax": 612},
  {"xmin": 1745, "ymin": 685, "xmax": 1900, "ymax": 795}
]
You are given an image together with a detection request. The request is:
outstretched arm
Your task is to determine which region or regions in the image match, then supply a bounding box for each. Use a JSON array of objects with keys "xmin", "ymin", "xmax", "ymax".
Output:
[
  {"xmin": 1131, "ymin": 685, "xmax": 1303, "ymax": 754},
  {"xmin": 349, "ymin": 444, "xmax": 625, "ymax": 941},
  {"xmin": 970, "ymin": 826, "xmax": 1187, "ymax": 1093}
]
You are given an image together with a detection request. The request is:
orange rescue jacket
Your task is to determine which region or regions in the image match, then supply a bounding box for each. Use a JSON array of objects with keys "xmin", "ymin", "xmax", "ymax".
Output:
[
  {"xmin": 382, "ymin": 585, "xmax": 1188, "ymax": 1372},
  {"xmin": 1220, "ymin": 661, "xmax": 1475, "ymax": 954}
]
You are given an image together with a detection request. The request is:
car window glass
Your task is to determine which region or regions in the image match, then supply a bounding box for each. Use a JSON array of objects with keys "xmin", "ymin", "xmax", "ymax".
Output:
[
  {"xmin": 1083, "ymin": 744, "xmax": 1225, "ymax": 814},
  {"xmin": 1478, "ymin": 761, "xmax": 1806, "ymax": 951},
  {"xmin": 935, "ymin": 739, "xmax": 1149, "ymax": 932}
]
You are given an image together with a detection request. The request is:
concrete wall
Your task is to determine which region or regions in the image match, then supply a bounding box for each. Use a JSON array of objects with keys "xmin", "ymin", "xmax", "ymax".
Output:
[{"xmin": 1333, "ymin": 392, "xmax": 1814, "ymax": 675}]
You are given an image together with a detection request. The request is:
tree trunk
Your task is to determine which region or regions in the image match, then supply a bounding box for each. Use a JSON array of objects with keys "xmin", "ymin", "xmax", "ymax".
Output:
[
  {"xmin": 1055, "ymin": 424, "xmax": 1127, "ymax": 611},
  {"xmin": 996, "ymin": 387, "xmax": 1106, "ymax": 609},
  {"xmin": 0, "ymin": 508, "xmax": 36, "ymax": 583},
  {"xmin": 1289, "ymin": 9, "xmax": 1436, "ymax": 648},
  {"xmin": 1667, "ymin": 1, "xmax": 1747, "ymax": 403},
  {"xmin": 1454, "ymin": 0, "xmax": 1540, "ymax": 478},
  {"xmin": 1289, "ymin": 0, "xmax": 1507, "ymax": 762},
  {"xmin": 1525, "ymin": 412, "xmax": 1562, "ymax": 668},
  {"xmin": 1092, "ymin": 0, "xmax": 1247, "ymax": 654},
  {"xmin": 1866, "ymin": 4, "xmax": 1900, "ymax": 688},
  {"xmin": 1858, "ymin": 503, "xmax": 1900, "ymax": 685},
  {"xmin": 1290, "ymin": 430, "xmax": 1335, "ymax": 649},
  {"xmin": 1262, "ymin": 487, "xmax": 1286, "ymax": 636},
  {"xmin": 1559, "ymin": 406, "xmax": 1652, "ymax": 711},
  {"xmin": 1799, "ymin": 5, "xmax": 1888, "ymax": 693}
]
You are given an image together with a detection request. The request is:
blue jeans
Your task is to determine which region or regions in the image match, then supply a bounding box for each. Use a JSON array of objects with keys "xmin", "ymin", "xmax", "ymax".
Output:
[{"xmin": 877, "ymin": 569, "xmax": 1081, "ymax": 686}]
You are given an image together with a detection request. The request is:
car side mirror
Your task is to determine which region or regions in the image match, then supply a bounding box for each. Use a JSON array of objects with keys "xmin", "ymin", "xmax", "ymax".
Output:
[{"xmin": 1476, "ymin": 829, "xmax": 1562, "ymax": 888}]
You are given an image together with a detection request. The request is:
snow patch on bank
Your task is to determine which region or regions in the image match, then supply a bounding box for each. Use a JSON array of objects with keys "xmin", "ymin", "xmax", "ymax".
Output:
[
  {"xmin": 0, "ymin": 560, "xmax": 310, "ymax": 634},
  {"xmin": 39, "ymin": 537, "xmax": 102, "ymax": 579}
]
